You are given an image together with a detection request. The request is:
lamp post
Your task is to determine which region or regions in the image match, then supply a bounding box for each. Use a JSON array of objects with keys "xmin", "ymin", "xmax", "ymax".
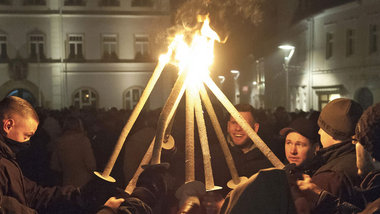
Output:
[
  {"xmin": 278, "ymin": 45, "xmax": 295, "ymax": 110},
  {"xmin": 230, "ymin": 70, "xmax": 240, "ymax": 104}
]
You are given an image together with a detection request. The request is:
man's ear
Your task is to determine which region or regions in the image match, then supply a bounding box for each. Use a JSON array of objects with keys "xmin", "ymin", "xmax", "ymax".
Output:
[
  {"xmin": 3, "ymin": 119, "xmax": 14, "ymax": 134},
  {"xmin": 253, "ymin": 123, "xmax": 259, "ymax": 133}
]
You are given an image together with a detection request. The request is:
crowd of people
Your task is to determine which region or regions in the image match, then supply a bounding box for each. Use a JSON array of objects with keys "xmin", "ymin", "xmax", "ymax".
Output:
[{"xmin": 1, "ymin": 95, "xmax": 379, "ymax": 213}]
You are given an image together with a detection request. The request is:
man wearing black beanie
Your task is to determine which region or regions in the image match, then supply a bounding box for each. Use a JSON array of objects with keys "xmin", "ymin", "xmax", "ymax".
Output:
[
  {"xmin": 296, "ymin": 98, "xmax": 363, "ymax": 213},
  {"xmin": 297, "ymin": 102, "xmax": 380, "ymax": 213}
]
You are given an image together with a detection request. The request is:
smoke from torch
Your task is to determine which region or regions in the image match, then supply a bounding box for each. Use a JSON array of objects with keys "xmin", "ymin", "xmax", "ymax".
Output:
[{"xmin": 173, "ymin": 0, "xmax": 264, "ymax": 43}]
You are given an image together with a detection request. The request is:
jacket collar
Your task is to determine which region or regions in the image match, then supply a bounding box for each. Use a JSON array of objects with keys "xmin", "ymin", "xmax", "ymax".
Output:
[
  {"xmin": 0, "ymin": 134, "xmax": 17, "ymax": 160},
  {"xmin": 317, "ymin": 140, "xmax": 354, "ymax": 164},
  {"xmin": 227, "ymin": 135, "xmax": 257, "ymax": 154}
]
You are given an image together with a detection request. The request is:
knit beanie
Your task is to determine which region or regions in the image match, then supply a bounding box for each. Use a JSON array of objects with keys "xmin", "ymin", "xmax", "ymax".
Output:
[
  {"xmin": 318, "ymin": 98, "xmax": 363, "ymax": 140},
  {"xmin": 355, "ymin": 102, "xmax": 380, "ymax": 161},
  {"xmin": 280, "ymin": 117, "xmax": 320, "ymax": 144}
]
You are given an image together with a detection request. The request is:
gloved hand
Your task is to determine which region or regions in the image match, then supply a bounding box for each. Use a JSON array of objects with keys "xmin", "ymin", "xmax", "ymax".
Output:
[
  {"xmin": 80, "ymin": 173, "xmax": 119, "ymax": 213},
  {"xmin": 136, "ymin": 163, "xmax": 171, "ymax": 197},
  {"xmin": 284, "ymin": 163, "xmax": 305, "ymax": 200},
  {"xmin": 284, "ymin": 163, "xmax": 304, "ymax": 184}
]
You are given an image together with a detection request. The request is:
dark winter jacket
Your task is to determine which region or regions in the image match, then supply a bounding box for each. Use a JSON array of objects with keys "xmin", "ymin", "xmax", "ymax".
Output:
[
  {"xmin": 313, "ymin": 169, "xmax": 380, "ymax": 214},
  {"xmin": 311, "ymin": 141, "xmax": 361, "ymax": 211},
  {"xmin": 229, "ymin": 144, "xmax": 273, "ymax": 178},
  {"xmin": 220, "ymin": 168, "xmax": 297, "ymax": 214},
  {"xmin": 0, "ymin": 134, "xmax": 84, "ymax": 214},
  {"xmin": 211, "ymin": 138, "xmax": 274, "ymax": 197}
]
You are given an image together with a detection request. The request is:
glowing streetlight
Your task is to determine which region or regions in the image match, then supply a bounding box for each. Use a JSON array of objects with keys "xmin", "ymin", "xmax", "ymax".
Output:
[
  {"xmin": 230, "ymin": 70, "xmax": 240, "ymax": 80},
  {"xmin": 218, "ymin": 75, "xmax": 225, "ymax": 84},
  {"xmin": 279, "ymin": 45, "xmax": 295, "ymax": 61}
]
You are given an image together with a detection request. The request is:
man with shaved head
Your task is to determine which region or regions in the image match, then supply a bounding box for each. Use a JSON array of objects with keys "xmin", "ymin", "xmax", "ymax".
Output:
[
  {"xmin": 0, "ymin": 96, "xmax": 39, "ymax": 152},
  {"xmin": 0, "ymin": 96, "xmax": 114, "ymax": 213}
]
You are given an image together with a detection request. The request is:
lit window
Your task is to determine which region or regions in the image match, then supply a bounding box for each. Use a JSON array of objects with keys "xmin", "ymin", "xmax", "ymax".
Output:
[
  {"xmin": 23, "ymin": 0, "xmax": 45, "ymax": 5},
  {"xmin": 329, "ymin": 94, "xmax": 341, "ymax": 101},
  {"xmin": 68, "ymin": 34, "xmax": 84, "ymax": 60},
  {"xmin": 131, "ymin": 0, "xmax": 153, "ymax": 7},
  {"xmin": 102, "ymin": 34, "xmax": 118, "ymax": 60},
  {"xmin": 0, "ymin": 34, "xmax": 8, "ymax": 59},
  {"xmin": 29, "ymin": 34, "xmax": 45, "ymax": 60},
  {"xmin": 319, "ymin": 93, "xmax": 341, "ymax": 110},
  {"xmin": 326, "ymin": 32, "xmax": 333, "ymax": 59},
  {"xmin": 346, "ymin": 29, "xmax": 354, "ymax": 57},
  {"xmin": 134, "ymin": 34, "xmax": 150, "ymax": 60},
  {"xmin": 64, "ymin": 0, "xmax": 85, "ymax": 6},
  {"xmin": 124, "ymin": 87, "xmax": 143, "ymax": 110},
  {"xmin": 369, "ymin": 24, "xmax": 378, "ymax": 53},
  {"xmin": 99, "ymin": 0, "xmax": 119, "ymax": 6},
  {"xmin": 73, "ymin": 88, "xmax": 98, "ymax": 109}
]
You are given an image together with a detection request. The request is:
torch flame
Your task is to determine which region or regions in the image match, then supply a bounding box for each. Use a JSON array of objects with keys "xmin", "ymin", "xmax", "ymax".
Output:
[
  {"xmin": 200, "ymin": 17, "xmax": 220, "ymax": 43},
  {"xmin": 163, "ymin": 15, "xmax": 220, "ymax": 89}
]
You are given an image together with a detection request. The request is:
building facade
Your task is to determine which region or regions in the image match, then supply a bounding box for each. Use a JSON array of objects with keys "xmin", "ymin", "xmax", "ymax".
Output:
[
  {"xmin": 254, "ymin": 0, "xmax": 380, "ymax": 111},
  {"xmin": 306, "ymin": 0, "xmax": 380, "ymax": 111},
  {"xmin": 0, "ymin": 0, "xmax": 173, "ymax": 110}
]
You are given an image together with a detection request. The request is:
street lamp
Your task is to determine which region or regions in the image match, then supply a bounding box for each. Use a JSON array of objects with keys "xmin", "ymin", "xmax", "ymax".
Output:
[
  {"xmin": 278, "ymin": 45, "xmax": 295, "ymax": 110},
  {"xmin": 230, "ymin": 70, "xmax": 240, "ymax": 80},
  {"xmin": 279, "ymin": 45, "xmax": 295, "ymax": 61},
  {"xmin": 218, "ymin": 75, "xmax": 225, "ymax": 84}
]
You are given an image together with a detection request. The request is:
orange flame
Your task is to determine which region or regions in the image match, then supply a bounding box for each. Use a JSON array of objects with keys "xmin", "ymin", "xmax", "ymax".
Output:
[{"xmin": 172, "ymin": 15, "xmax": 220, "ymax": 88}]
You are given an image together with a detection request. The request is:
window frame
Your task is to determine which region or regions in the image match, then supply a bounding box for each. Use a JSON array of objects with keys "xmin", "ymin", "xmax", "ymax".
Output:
[
  {"xmin": 318, "ymin": 93, "xmax": 341, "ymax": 110},
  {"xmin": 325, "ymin": 32, "xmax": 333, "ymax": 59},
  {"xmin": 369, "ymin": 24, "xmax": 378, "ymax": 54},
  {"xmin": 68, "ymin": 34, "xmax": 84, "ymax": 60},
  {"xmin": 0, "ymin": 33, "xmax": 8, "ymax": 59},
  {"xmin": 123, "ymin": 86, "xmax": 144, "ymax": 110},
  {"xmin": 346, "ymin": 29, "xmax": 354, "ymax": 57},
  {"xmin": 313, "ymin": 85, "xmax": 343, "ymax": 111},
  {"xmin": 134, "ymin": 34, "xmax": 150, "ymax": 60},
  {"xmin": 101, "ymin": 33, "xmax": 118, "ymax": 60},
  {"xmin": 29, "ymin": 33, "xmax": 45, "ymax": 60},
  {"xmin": 72, "ymin": 88, "xmax": 98, "ymax": 109}
]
